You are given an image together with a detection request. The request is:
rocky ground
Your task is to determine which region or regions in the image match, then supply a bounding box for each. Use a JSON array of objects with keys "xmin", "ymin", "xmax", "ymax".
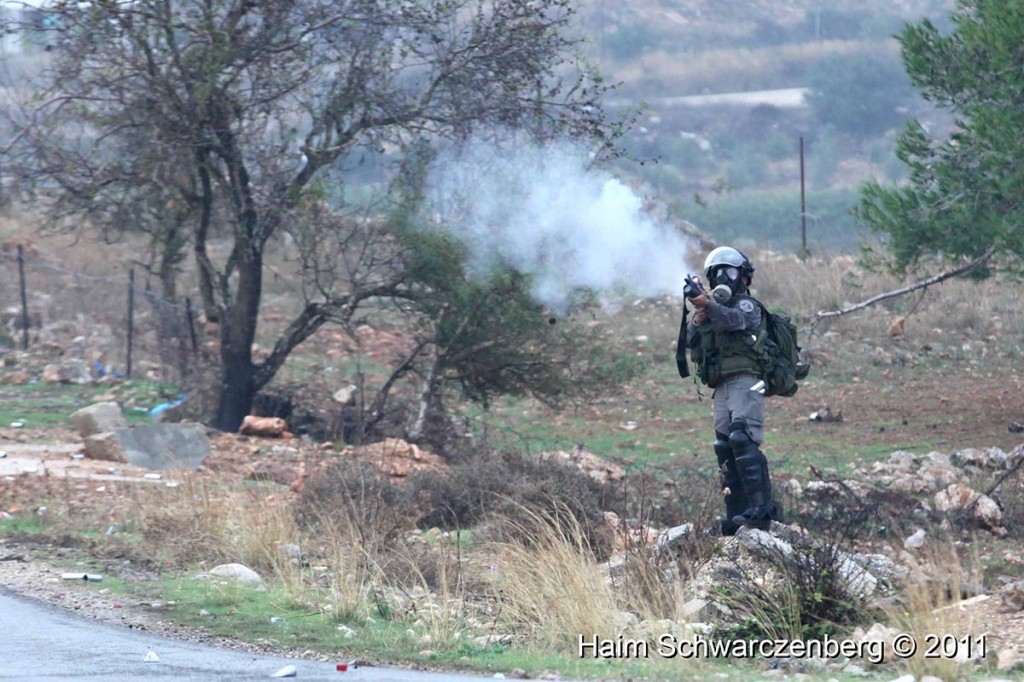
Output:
[{"xmin": 6, "ymin": 408, "xmax": 1024, "ymax": 677}]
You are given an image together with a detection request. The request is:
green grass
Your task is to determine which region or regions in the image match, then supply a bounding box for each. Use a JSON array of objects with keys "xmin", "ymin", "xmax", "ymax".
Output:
[
  {"xmin": 0, "ymin": 379, "xmax": 180, "ymax": 429},
  {"xmin": 71, "ymin": 567, "xmax": 783, "ymax": 680},
  {"xmin": 472, "ymin": 363, "xmax": 889, "ymax": 478},
  {"xmin": 0, "ymin": 514, "xmax": 48, "ymax": 535},
  {"xmin": 30, "ymin": 556, "xmax": 914, "ymax": 681}
]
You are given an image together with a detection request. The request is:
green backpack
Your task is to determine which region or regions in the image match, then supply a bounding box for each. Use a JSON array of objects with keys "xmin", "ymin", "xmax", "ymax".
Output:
[{"xmin": 757, "ymin": 304, "xmax": 810, "ymax": 397}]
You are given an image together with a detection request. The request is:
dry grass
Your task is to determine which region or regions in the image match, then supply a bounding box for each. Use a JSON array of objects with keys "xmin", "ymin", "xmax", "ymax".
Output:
[
  {"xmin": 490, "ymin": 502, "xmax": 702, "ymax": 650},
  {"xmin": 619, "ymin": 549, "xmax": 687, "ymax": 624},
  {"xmin": 885, "ymin": 542, "xmax": 984, "ymax": 681},
  {"xmin": 752, "ymin": 248, "xmax": 1024, "ymax": 346},
  {"xmin": 320, "ymin": 526, "xmax": 386, "ymax": 623},
  {"xmin": 493, "ymin": 504, "xmax": 620, "ymax": 649},
  {"xmin": 119, "ymin": 476, "xmax": 306, "ymax": 588},
  {"xmin": 391, "ymin": 539, "xmax": 473, "ymax": 651}
]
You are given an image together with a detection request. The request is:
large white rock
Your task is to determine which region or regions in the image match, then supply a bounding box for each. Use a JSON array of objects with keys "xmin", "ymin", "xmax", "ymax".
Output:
[
  {"xmin": 888, "ymin": 450, "xmax": 916, "ymax": 470},
  {"xmin": 835, "ymin": 553, "xmax": 879, "ymax": 598},
  {"xmin": 934, "ymin": 483, "xmax": 976, "ymax": 512},
  {"xmin": 974, "ymin": 493, "xmax": 1005, "ymax": 529},
  {"xmin": 657, "ymin": 524, "xmax": 694, "ymax": 554},
  {"xmin": 70, "ymin": 402, "xmax": 128, "ymax": 438},
  {"xmin": 735, "ymin": 526, "xmax": 793, "ymax": 558},
  {"xmin": 83, "ymin": 432, "xmax": 128, "ymax": 462},
  {"xmin": 934, "ymin": 483, "xmax": 1004, "ymax": 530},
  {"xmin": 209, "ymin": 563, "xmax": 263, "ymax": 586}
]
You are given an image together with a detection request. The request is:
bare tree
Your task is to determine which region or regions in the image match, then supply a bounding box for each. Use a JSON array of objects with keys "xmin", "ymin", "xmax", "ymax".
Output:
[{"xmin": 9, "ymin": 0, "xmax": 611, "ymax": 431}]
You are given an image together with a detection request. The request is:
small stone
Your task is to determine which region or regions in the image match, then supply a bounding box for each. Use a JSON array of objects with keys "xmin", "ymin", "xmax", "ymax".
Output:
[
  {"xmin": 269, "ymin": 664, "xmax": 297, "ymax": 678},
  {"xmin": 903, "ymin": 528, "xmax": 926, "ymax": 549},
  {"xmin": 332, "ymin": 385, "xmax": 358, "ymax": 405}
]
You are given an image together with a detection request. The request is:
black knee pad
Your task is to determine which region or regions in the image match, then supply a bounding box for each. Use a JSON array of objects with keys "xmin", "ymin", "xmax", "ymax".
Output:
[
  {"xmin": 734, "ymin": 447, "xmax": 770, "ymax": 500},
  {"xmin": 713, "ymin": 432, "xmax": 733, "ymax": 467},
  {"xmin": 727, "ymin": 420, "xmax": 755, "ymax": 456}
]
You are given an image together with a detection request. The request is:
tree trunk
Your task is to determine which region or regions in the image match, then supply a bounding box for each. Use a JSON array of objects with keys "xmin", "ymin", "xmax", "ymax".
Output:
[
  {"xmin": 408, "ymin": 354, "xmax": 447, "ymax": 450},
  {"xmin": 158, "ymin": 250, "xmax": 178, "ymax": 303},
  {"xmin": 213, "ymin": 246, "xmax": 262, "ymax": 432},
  {"xmin": 194, "ymin": 151, "xmax": 220, "ymax": 322},
  {"xmin": 215, "ymin": 337, "xmax": 256, "ymax": 432}
]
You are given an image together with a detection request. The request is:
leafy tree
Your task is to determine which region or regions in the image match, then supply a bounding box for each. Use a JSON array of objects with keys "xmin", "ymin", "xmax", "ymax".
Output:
[
  {"xmin": 856, "ymin": 1, "xmax": 1024, "ymax": 274},
  {"xmin": 10, "ymin": 0, "xmax": 611, "ymax": 431},
  {"xmin": 804, "ymin": 51, "xmax": 914, "ymax": 139},
  {"xmin": 361, "ymin": 214, "xmax": 646, "ymax": 452}
]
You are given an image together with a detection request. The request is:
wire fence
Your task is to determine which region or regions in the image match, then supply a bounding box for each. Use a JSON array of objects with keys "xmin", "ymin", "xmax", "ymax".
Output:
[{"xmin": 1, "ymin": 246, "xmax": 201, "ymax": 386}]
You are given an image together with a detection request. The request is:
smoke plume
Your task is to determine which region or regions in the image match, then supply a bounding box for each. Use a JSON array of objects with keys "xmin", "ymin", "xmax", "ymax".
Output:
[{"xmin": 423, "ymin": 135, "xmax": 692, "ymax": 312}]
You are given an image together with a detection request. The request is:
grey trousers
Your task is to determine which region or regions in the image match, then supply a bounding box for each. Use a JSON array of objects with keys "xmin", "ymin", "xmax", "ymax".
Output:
[{"xmin": 712, "ymin": 374, "xmax": 765, "ymax": 444}]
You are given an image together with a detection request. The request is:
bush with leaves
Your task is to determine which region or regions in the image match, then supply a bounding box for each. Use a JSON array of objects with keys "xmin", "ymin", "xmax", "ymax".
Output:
[
  {"xmin": 408, "ymin": 450, "xmax": 618, "ymax": 561},
  {"xmin": 362, "ymin": 214, "xmax": 647, "ymax": 451},
  {"xmin": 857, "ymin": 1, "xmax": 1024, "ymax": 277}
]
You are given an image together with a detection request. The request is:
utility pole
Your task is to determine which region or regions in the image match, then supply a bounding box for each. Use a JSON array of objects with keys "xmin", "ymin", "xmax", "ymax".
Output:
[{"xmin": 799, "ymin": 137, "xmax": 810, "ymax": 260}]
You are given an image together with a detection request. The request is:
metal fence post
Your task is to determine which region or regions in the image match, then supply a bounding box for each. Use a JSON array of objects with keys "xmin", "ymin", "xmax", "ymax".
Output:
[
  {"xmin": 126, "ymin": 268, "xmax": 135, "ymax": 379},
  {"xmin": 17, "ymin": 244, "xmax": 29, "ymax": 350}
]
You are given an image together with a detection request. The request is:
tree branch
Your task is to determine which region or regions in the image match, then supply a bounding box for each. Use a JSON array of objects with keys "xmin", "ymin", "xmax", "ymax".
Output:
[
  {"xmin": 813, "ymin": 246, "xmax": 997, "ymax": 328},
  {"xmin": 363, "ymin": 336, "xmax": 432, "ymax": 434}
]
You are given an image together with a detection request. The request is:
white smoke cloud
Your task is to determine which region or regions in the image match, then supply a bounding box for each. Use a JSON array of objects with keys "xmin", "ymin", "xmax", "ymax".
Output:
[{"xmin": 422, "ymin": 134, "xmax": 692, "ymax": 312}]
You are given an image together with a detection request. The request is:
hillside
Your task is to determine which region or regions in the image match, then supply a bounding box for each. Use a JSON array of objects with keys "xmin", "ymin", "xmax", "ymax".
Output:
[{"xmin": 577, "ymin": 0, "xmax": 957, "ymax": 253}]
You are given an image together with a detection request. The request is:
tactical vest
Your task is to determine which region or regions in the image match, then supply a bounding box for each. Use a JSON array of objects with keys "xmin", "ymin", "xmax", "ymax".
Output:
[{"xmin": 689, "ymin": 294, "xmax": 767, "ymax": 388}]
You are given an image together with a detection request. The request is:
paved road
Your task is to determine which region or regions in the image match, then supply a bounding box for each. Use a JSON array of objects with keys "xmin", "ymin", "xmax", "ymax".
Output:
[
  {"xmin": 0, "ymin": 589, "xmax": 502, "ymax": 682},
  {"xmin": 608, "ymin": 86, "xmax": 808, "ymax": 109}
]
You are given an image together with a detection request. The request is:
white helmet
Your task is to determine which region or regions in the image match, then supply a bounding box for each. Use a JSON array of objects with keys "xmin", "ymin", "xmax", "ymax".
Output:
[{"xmin": 703, "ymin": 246, "xmax": 754, "ymax": 289}]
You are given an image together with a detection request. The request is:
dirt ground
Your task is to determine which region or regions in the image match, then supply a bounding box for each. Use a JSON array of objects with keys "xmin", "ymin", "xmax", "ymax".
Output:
[{"xmin": 4, "ymin": 422, "xmax": 1024, "ymax": 673}]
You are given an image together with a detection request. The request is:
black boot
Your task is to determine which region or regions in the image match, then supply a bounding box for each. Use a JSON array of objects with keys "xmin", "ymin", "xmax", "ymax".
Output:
[
  {"xmin": 714, "ymin": 432, "xmax": 748, "ymax": 536},
  {"xmin": 728, "ymin": 421, "xmax": 775, "ymax": 531}
]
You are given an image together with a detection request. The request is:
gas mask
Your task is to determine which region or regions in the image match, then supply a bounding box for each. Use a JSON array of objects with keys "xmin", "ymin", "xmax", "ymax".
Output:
[{"xmin": 709, "ymin": 266, "xmax": 743, "ymax": 302}]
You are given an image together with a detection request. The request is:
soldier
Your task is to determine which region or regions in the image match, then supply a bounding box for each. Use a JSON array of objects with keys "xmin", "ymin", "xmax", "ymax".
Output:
[{"xmin": 686, "ymin": 246, "xmax": 778, "ymax": 534}]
